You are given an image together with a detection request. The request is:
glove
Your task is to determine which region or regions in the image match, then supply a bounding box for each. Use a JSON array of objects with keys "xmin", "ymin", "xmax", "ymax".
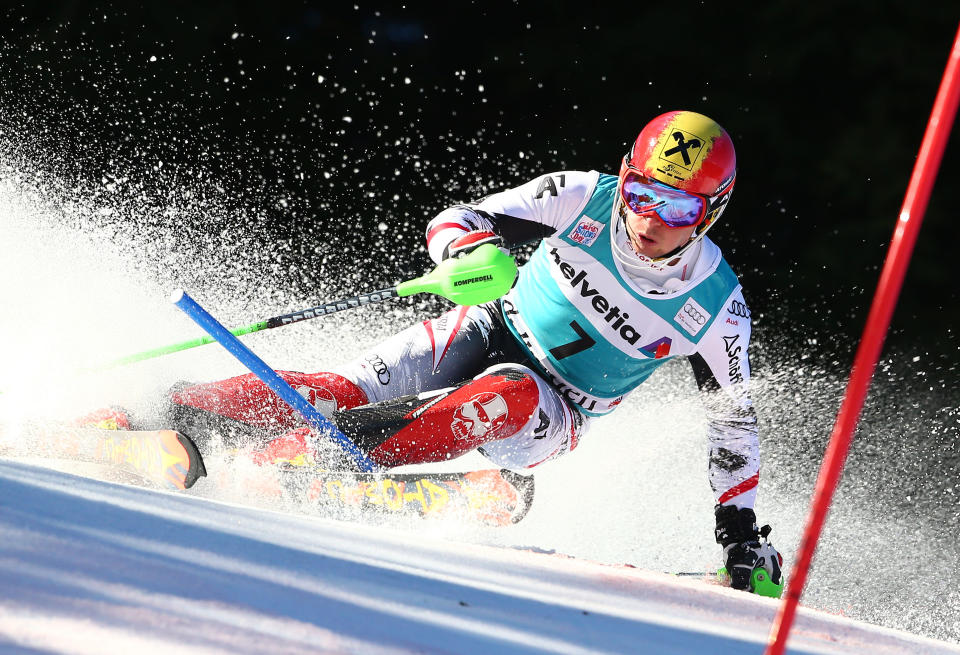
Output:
[
  {"xmin": 443, "ymin": 230, "xmax": 506, "ymax": 260},
  {"xmin": 715, "ymin": 504, "xmax": 784, "ymax": 597}
]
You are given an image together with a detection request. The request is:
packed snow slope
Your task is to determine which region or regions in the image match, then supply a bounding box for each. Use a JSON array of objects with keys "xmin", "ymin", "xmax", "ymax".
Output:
[{"xmin": 1, "ymin": 458, "xmax": 956, "ymax": 655}]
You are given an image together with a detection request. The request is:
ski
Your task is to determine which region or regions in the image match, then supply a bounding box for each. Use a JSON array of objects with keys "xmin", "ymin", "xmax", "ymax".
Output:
[
  {"xmin": 277, "ymin": 467, "xmax": 535, "ymax": 527},
  {"xmin": 1, "ymin": 423, "xmax": 533, "ymax": 526},
  {"xmin": 1, "ymin": 424, "xmax": 207, "ymax": 491},
  {"xmin": 664, "ymin": 569, "xmax": 783, "ymax": 598}
]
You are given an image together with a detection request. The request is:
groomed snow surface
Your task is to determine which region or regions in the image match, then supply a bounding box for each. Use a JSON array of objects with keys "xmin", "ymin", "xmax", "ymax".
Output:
[{"xmin": 2, "ymin": 459, "xmax": 957, "ymax": 655}]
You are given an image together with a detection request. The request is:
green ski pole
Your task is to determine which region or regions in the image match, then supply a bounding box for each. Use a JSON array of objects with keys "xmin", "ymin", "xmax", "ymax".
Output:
[{"xmin": 99, "ymin": 244, "xmax": 517, "ymax": 369}]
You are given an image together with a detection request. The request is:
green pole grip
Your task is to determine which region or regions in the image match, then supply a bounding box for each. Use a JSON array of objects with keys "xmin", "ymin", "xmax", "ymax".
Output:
[
  {"xmin": 89, "ymin": 245, "xmax": 515, "ymax": 372},
  {"xmin": 397, "ymin": 243, "xmax": 517, "ymax": 306}
]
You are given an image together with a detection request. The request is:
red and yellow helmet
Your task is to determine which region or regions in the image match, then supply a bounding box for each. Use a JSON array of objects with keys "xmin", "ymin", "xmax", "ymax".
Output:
[
  {"xmin": 623, "ymin": 110, "xmax": 736, "ymax": 199},
  {"xmin": 612, "ymin": 111, "xmax": 737, "ymax": 269}
]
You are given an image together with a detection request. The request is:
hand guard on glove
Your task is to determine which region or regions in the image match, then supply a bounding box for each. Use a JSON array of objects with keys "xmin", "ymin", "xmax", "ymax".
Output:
[
  {"xmin": 715, "ymin": 504, "xmax": 784, "ymax": 597},
  {"xmin": 443, "ymin": 230, "xmax": 507, "ymax": 260}
]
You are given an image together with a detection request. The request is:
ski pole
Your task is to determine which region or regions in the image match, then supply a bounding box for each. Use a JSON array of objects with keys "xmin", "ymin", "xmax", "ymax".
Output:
[
  {"xmin": 171, "ymin": 289, "xmax": 378, "ymax": 472},
  {"xmin": 100, "ymin": 243, "xmax": 516, "ymax": 369},
  {"xmin": 100, "ymin": 287, "xmax": 399, "ymax": 368}
]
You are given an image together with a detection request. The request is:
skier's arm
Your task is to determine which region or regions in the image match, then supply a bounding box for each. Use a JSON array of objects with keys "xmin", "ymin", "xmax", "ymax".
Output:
[
  {"xmin": 690, "ymin": 291, "xmax": 785, "ymax": 596},
  {"xmin": 426, "ymin": 170, "xmax": 598, "ymax": 263},
  {"xmin": 687, "ymin": 289, "xmax": 759, "ymax": 510}
]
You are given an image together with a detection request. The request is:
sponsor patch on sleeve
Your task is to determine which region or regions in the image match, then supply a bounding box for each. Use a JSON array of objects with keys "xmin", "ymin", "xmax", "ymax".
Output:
[
  {"xmin": 567, "ymin": 216, "xmax": 605, "ymax": 246},
  {"xmin": 674, "ymin": 297, "xmax": 711, "ymax": 336}
]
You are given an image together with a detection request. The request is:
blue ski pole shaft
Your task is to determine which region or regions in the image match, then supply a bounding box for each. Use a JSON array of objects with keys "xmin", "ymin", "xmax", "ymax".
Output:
[{"xmin": 170, "ymin": 289, "xmax": 378, "ymax": 472}]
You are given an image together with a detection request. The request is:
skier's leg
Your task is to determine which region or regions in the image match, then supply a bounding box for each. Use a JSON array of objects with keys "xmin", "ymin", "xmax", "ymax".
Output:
[
  {"xmin": 330, "ymin": 363, "xmax": 586, "ymax": 469},
  {"xmin": 474, "ymin": 368, "xmax": 590, "ymax": 470},
  {"xmin": 169, "ymin": 303, "xmax": 506, "ymax": 455},
  {"xmin": 168, "ymin": 371, "xmax": 369, "ymax": 433},
  {"xmin": 335, "ymin": 303, "xmax": 506, "ymax": 404}
]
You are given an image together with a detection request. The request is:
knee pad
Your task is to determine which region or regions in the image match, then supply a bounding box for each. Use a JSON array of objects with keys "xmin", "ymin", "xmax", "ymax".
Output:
[
  {"xmin": 293, "ymin": 372, "xmax": 369, "ymax": 415},
  {"xmin": 476, "ymin": 364, "xmax": 587, "ymax": 470},
  {"xmin": 353, "ymin": 366, "xmax": 541, "ymax": 468},
  {"xmin": 450, "ymin": 365, "xmax": 540, "ymax": 443}
]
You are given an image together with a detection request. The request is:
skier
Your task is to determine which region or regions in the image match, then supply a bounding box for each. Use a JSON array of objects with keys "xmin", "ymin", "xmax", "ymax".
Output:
[{"xmin": 86, "ymin": 110, "xmax": 783, "ymax": 594}]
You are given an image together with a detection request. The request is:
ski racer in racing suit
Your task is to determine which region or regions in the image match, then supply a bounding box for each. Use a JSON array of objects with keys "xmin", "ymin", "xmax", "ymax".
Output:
[{"xmin": 89, "ymin": 110, "xmax": 783, "ymax": 595}]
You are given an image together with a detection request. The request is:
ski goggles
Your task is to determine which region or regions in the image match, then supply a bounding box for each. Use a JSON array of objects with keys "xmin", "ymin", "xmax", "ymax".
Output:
[{"xmin": 619, "ymin": 168, "xmax": 709, "ymax": 228}]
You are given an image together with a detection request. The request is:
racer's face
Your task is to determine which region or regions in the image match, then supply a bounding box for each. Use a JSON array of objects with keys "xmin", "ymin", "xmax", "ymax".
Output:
[{"xmin": 623, "ymin": 207, "xmax": 697, "ymax": 259}]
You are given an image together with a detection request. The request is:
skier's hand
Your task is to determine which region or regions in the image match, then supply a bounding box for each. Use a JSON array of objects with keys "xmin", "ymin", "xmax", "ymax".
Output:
[
  {"xmin": 443, "ymin": 230, "xmax": 506, "ymax": 260},
  {"xmin": 715, "ymin": 505, "xmax": 784, "ymax": 595}
]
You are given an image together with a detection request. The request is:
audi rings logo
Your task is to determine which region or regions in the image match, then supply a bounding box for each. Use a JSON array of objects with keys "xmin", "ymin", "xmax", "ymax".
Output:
[
  {"xmin": 674, "ymin": 297, "xmax": 711, "ymax": 336},
  {"xmin": 727, "ymin": 300, "xmax": 751, "ymax": 319},
  {"xmin": 683, "ymin": 303, "xmax": 707, "ymax": 325},
  {"xmin": 365, "ymin": 354, "xmax": 391, "ymax": 385}
]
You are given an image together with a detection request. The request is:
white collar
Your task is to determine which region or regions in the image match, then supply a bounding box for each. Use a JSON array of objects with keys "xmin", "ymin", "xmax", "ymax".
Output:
[{"xmin": 613, "ymin": 233, "xmax": 705, "ymax": 294}]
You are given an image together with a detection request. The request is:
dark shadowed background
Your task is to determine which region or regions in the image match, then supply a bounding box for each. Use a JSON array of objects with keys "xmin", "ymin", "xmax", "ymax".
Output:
[{"xmin": 1, "ymin": 2, "xmax": 958, "ymax": 382}]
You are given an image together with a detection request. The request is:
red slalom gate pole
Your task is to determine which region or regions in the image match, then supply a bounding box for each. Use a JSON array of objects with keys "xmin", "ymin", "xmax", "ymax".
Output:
[{"xmin": 766, "ymin": 23, "xmax": 960, "ymax": 655}]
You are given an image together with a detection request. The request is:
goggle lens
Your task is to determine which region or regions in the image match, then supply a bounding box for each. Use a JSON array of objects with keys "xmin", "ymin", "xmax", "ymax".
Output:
[{"xmin": 620, "ymin": 170, "xmax": 706, "ymax": 228}]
